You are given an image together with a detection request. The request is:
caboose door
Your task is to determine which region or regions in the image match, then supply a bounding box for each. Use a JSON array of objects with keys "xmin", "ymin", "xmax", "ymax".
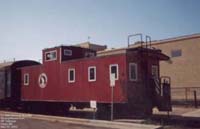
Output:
[
  {"xmin": 151, "ymin": 65, "xmax": 159, "ymax": 79},
  {"xmin": 0, "ymin": 70, "xmax": 5, "ymax": 100},
  {"xmin": 5, "ymin": 69, "xmax": 11, "ymax": 98}
]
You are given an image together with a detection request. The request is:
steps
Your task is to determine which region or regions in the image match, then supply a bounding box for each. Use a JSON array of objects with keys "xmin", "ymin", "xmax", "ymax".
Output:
[{"xmin": 151, "ymin": 76, "xmax": 172, "ymax": 112}]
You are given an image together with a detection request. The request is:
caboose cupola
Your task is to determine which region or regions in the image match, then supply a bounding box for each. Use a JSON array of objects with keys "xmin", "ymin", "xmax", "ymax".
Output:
[{"xmin": 42, "ymin": 45, "xmax": 96, "ymax": 64}]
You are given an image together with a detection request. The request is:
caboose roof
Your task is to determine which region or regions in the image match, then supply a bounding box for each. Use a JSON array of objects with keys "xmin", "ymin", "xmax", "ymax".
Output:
[
  {"xmin": 0, "ymin": 60, "xmax": 41, "ymax": 70},
  {"xmin": 97, "ymin": 46, "xmax": 157, "ymax": 56},
  {"xmin": 0, "ymin": 61, "xmax": 13, "ymax": 69},
  {"xmin": 97, "ymin": 47, "xmax": 127, "ymax": 57},
  {"xmin": 42, "ymin": 45, "xmax": 96, "ymax": 53},
  {"xmin": 97, "ymin": 46, "xmax": 169, "ymax": 60},
  {"xmin": 43, "ymin": 45, "xmax": 82, "ymax": 50}
]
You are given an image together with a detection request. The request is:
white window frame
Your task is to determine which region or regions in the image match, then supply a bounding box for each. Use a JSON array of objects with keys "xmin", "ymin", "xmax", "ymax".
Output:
[
  {"xmin": 64, "ymin": 49, "xmax": 72, "ymax": 56},
  {"xmin": 109, "ymin": 64, "xmax": 119, "ymax": 80},
  {"xmin": 45, "ymin": 50, "xmax": 57, "ymax": 61},
  {"xmin": 68, "ymin": 68, "xmax": 75, "ymax": 83},
  {"xmin": 88, "ymin": 66, "xmax": 96, "ymax": 82},
  {"xmin": 129, "ymin": 63, "xmax": 137, "ymax": 81},
  {"xmin": 24, "ymin": 73, "xmax": 29, "ymax": 86}
]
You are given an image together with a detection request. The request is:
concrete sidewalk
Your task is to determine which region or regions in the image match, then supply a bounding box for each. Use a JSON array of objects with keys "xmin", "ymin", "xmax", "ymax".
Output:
[
  {"xmin": 153, "ymin": 106, "xmax": 200, "ymax": 117},
  {"xmin": 182, "ymin": 109, "xmax": 200, "ymax": 118},
  {"xmin": 153, "ymin": 106, "xmax": 200, "ymax": 118},
  {"xmin": 0, "ymin": 111, "xmax": 162, "ymax": 129}
]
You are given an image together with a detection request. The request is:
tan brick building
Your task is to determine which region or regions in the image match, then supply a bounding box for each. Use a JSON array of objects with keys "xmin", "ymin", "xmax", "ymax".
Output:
[
  {"xmin": 151, "ymin": 34, "xmax": 200, "ymax": 88},
  {"xmin": 149, "ymin": 34, "xmax": 200, "ymax": 101},
  {"xmin": 77, "ymin": 42, "xmax": 107, "ymax": 51}
]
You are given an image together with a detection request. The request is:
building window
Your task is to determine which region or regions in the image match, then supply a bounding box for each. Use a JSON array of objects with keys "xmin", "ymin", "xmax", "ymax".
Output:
[
  {"xmin": 171, "ymin": 49, "xmax": 182, "ymax": 57},
  {"xmin": 45, "ymin": 50, "xmax": 57, "ymax": 61},
  {"xmin": 64, "ymin": 49, "xmax": 72, "ymax": 56},
  {"xmin": 24, "ymin": 73, "xmax": 29, "ymax": 86},
  {"xmin": 129, "ymin": 63, "xmax": 137, "ymax": 81},
  {"xmin": 109, "ymin": 64, "xmax": 119, "ymax": 80},
  {"xmin": 88, "ymin": 66, "xmax": 96, "ymax": 82},
  {"xmin": 152, "ymin": 65, "xmax": 158, "ymax": 79},
  {"xmin": 68, "ymin": 68, "xmax": 75, "ymax": 83}
]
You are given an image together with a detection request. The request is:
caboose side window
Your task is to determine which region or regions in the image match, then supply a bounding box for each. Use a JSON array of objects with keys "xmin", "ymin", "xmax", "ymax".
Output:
[
  {"xmin": 45, "ymin": 50, "xmax": 57, "ymax": 61},
  {"xmin": 24, "ymin": 73, "xmax": 29, "ymax": 86},
  {"xmin": 64, "ymin": 49, "xmax": 72, "ymax": 56},
  {"xmin": 129, "ymin": 63, "xmax": 137, "ymax": 81},
  {"xmin": 109, "ymin": 64, "xmax": 119, "ymax": 80},
  {"xmin": 88, "ymin": 66, "xmax": 96, "ymax": 82},
  {"xmin": 68, "ymin": 68, "xmax": 75, "ymax": 83}
]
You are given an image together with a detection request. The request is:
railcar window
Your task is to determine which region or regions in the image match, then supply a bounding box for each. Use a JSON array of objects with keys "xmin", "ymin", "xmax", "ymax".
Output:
[
  {"xmin": 64, "ymin": 49, "xmax": 72, "ymax": 56},
  {"xmin": 68, "ymin": 68, "xmax": 75, "ymax": 83},
  {"xmin": 24, "ymin": 73, "xmax": 29, "ymax": 86},
  {"xmin": 129, "ymin": 63, "xmax": 137, "ymax": 81},
  {"xmin": 109, "ymin": 64, "xmax": 119, "ymax": 80},
  {"xmin": 88, "ymin": 66, "xmax": 96, "ymax": 82},
  {"xmin": 45, "ymin": 50, "xmax": 57, "ymax": 61}
]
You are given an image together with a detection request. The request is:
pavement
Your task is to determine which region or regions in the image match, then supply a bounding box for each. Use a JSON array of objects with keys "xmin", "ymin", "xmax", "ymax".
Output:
[
  {"xmin": 0, "ymin": 111, "xmax": 162, "ymax": 129},
  {"xmin": 181, "ymin": 108, "xmax": 200, "ymax": 118},
  {"xmin": 1, "ymin": 106, "xmax": 200, "ymax": 129},
  {"xmin": 153, "ymin": 106, "xmax": 200, "ymax": 118},
  {"xmin": 152, "ymin": 106, "xmax": 200, "ymax": 128}
]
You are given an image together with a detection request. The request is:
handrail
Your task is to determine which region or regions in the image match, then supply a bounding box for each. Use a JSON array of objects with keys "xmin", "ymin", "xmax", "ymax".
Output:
[
  {"xmin": 160, "ymin": 76, "xmax": 171, "ymax": 84},
  {"xmin": 127, "ymin": 33, "xmax": 143, "ymax": 48},
  {"xmin": 151, "ymin": 77, "xmax": 161, "ymax": 95},
  {"xmin": 145, "ymin": 35, "xmax": 151, "ymax": 48}
]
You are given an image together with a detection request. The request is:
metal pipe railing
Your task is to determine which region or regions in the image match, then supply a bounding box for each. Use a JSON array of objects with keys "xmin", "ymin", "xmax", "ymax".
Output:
[
  {"xmin": 127, "ymin": 33, "xmax": 143, "ymax": 48},
  {"xmin": 145, "ymin": 35, "xmax": 151, "ymax": 48}
]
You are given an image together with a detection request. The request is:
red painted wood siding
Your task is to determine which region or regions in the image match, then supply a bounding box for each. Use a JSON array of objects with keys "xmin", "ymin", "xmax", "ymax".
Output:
[{"xmin": 21, "ymin": 54, "xmax": 128, "ymax": 103}]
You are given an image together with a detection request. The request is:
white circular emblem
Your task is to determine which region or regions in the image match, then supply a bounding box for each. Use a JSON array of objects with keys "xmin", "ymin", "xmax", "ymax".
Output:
[{"xmin": 38, "ymin": 73, "xmax": 48, "ymax": 88}]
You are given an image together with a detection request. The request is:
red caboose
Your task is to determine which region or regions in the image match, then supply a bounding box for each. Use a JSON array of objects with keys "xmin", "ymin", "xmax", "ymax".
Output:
[{"xmin": 21, "ymin": 44, "xmax": 171, "ymax": 117}]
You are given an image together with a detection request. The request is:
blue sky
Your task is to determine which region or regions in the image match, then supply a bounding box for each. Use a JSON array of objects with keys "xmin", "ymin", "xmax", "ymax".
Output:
[{"xmin": 0, "ymin": 0, "xmax": 200, "ymax": 61}]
